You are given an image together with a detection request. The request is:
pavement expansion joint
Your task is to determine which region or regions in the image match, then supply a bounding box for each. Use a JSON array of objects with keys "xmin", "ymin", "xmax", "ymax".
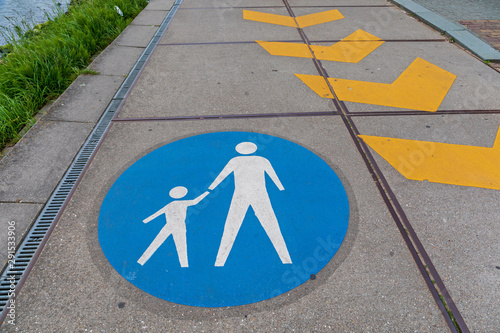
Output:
[
  {"xmin": 347, "ymin": 109, "xmax": 500, "ymax": 117},
  {"xmin": 113, "ymin": 111, "xmax": 340, "ymax": 122},
  {"xmin": 116, "ymin": 44, "xmax": 148, "ymax": 49},
  {"xmin": 292, "ymin": 5, "xmax": 393, "ymax": 8},
  {"xmin": 308, "ymin": 39, "xmax": 447, "ymax": 43},
  {"xmin": 56, "ymin": 120, "xmax": 95, "ymax": 124},
  {"xmin": 158, "ymin": 40, "xmax": 304, "ymax": 46},
  {"xmin": 178, "ymin": 5, "xmax": 393, "ymax": 10},
  {"xmin": 344, "ymin": 116, "xmax": 469, "ymax": 333},
  {"xmin": 158, "ymin": 39, "xmax": 448, "ymax": 47},
  {"xmin": 179, "ymin": 6, "xmax": 287, "ymax": 10},
  {"xmin": 0, "ymin": 201, "xmax": 45, "ymax": 205}
]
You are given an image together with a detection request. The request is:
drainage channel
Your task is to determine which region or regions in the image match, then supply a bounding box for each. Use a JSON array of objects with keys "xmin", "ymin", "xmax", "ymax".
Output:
[{"xmin": 0, "ymin": 0, "xmax": 183, "ymax": 323}]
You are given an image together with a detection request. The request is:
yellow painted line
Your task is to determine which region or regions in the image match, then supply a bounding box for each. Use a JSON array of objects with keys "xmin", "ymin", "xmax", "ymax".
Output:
[
  {"xmin": 243, "ymin": 9, "xmax": 344, "ymax": 28},
  {"xmin": 312, "ymin": 30, "xmax": 384, "ymax": 62},
  {"xmin": 296, "ymin": 58, "xmax": 456, "ymax": 111},
  {"xmin": 295, "ymin": 9, "xmax": 344, "ymax": 28},
  {"xmin": 257, "ymin": 30, "xmax": 383, "ymax": 63},
  {"xmin": 256, "ymin": 40, "xmax": 314, "ymax": 58},
  {"xmin": 243, "ymin": 10, "xmax": 297, "ymax": 27},
  {"xmin": 295, "ymin": 74, "xmax": 334, "ymax": 98},
  {"xmin": 359, "ymin": 126, "xmax": 500, "ymax": 190}
]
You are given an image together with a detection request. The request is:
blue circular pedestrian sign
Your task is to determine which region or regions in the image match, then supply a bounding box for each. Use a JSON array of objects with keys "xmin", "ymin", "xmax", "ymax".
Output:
[{"xmin": 99, "ymin": 132, "xmax": 349, "ymax": 307}]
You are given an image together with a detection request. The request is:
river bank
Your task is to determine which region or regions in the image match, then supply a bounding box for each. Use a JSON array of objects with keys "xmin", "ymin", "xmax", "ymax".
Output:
[
  {"xmin": 0, "ymin": 0, "xmax": 70, "ymax": 45},
  {"xmin": 0, "ymin": 0, "xmax": 150, "ymax": 150}
]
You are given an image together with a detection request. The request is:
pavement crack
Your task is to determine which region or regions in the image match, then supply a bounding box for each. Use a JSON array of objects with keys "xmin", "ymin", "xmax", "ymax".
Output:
[{"xmin": 0, "ymin": 200, "xmax": 45, "ymax": 205}]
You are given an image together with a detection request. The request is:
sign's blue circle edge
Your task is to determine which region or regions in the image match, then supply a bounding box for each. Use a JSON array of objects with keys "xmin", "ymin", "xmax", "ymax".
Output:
[{"xmin": 98, "ymin": 131, "xmax": 350, "ymax": 307}]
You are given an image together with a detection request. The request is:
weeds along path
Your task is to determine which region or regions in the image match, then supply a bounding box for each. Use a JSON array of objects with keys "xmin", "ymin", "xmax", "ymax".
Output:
[{"xmin": 0, "ymin": 0, "xmax": 150, "ymax": 150}]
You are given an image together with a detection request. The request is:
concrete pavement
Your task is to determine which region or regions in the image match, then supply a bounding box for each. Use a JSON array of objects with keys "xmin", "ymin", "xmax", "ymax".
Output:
[{"xmin": 1, "ymin": 0, "xmax": 499, "ymax": 331}]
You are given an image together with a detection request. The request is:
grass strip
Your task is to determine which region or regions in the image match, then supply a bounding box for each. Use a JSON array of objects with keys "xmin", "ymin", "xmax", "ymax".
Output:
[{"xmin": 0, "ymin": 0, "xmax": 150, "ymax": 149}]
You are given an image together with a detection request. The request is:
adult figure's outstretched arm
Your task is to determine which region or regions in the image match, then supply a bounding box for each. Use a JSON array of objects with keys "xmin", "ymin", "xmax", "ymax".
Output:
[
  {"xmin": 208, "ymin": 160, "xmax": 235, "ymax": 190},
  {"xmin": 264, "ymin": 160, "xmax": 285, "ymax": 191}
]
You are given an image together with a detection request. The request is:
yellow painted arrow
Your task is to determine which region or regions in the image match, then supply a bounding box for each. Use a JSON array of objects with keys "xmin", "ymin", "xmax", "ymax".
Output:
[
  {"xmin": 243, "ymin": 9, "xmax": 344, "ymax": 28},
  {"xmin": 296, "ymin": 57, "xmax": 457, "ymax": 111},
  {"xmin": 359, "ymin": 126, "xmax": 500, "ymax": 190},
  {"xmin": 256, "ymin": 30, "xmax": 384, "ymax": 63}
]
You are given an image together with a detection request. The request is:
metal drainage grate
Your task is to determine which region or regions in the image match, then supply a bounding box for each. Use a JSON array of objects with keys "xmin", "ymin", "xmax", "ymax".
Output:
[{"xmin": 0, "ymin": 0, "xmax": 183, "ymax": 319}]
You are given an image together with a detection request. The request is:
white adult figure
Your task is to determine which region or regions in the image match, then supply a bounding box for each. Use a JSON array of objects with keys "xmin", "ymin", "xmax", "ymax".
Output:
[
  {"xmin": 137, "ymin": 186, "xmax": 209, "ymax": 267},
  {"xmin": 209, "ymin": 142, "xmax": 292, "ymax": 267}
]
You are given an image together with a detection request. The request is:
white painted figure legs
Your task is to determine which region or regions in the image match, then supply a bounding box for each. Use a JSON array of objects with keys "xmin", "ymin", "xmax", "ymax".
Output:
[
  {"xmin": 210, "ymin": 142, "xmax": 292, "ymax": 267},
  {"xmin": 252, "ymin": 197, "xmax": 292, "ymax": 265},
  {"xmin": 137, "ymin": 188, "xmax": 208, "ymax": 267},
  {"xmin": 138, "ymin": 226, "xmax": 188, "ymax": 267},
  {"xmin": 215, "ymin": 193, "xmax": 292, "ymax": 267}
]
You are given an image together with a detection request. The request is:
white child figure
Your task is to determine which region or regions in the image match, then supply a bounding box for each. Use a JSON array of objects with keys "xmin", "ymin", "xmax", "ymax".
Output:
[{"xmin": 137, "ymin": 186, "xmax": 209, "ymax": 267}]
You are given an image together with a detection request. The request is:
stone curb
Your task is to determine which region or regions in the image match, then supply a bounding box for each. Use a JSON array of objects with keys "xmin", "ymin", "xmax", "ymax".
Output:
[{"xmin": 390, "ymin": 0, "xmax": 500, "ymax": 62}]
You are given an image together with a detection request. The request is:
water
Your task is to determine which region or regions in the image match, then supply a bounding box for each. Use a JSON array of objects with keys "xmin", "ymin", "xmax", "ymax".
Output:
[{"xmin": 0, "ymin": 0, "xmax": 70, "ymax": 45}]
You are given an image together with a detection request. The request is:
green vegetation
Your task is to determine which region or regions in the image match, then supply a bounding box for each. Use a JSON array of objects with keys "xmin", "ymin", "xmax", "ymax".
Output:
[
  {"xmin": 0, "ymin": 0, "xmax": 149, "ymax": 149},
  {"xmin": 438, "ymin": 294, "xmax": 461, "ymax": 332}
]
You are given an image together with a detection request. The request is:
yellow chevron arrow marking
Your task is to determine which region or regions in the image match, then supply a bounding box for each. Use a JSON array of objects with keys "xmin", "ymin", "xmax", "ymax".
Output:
[
  {"xmin": 359, "ymin": 127, "xmax": 500, "ymax": 190},
  {"xmin": 295, "ymin": 9, "xmax": 344, "ymax": 28},
  {"xmin": 256, "ymin": 30, "xmax": 384, "ymax": 63},
  {"xmin": 296, "ymin": 58, "xmax": 456, "ymax": 111},
  {"xmin": 256, "ymin": 40, "xmax": 314, "ymax": 58},
  {"xmin": 296, "ymin": 73, "xmax": 335, "ymax": 98},
  {"xmin": 243, "ymin": 9, "xmax": 344, "ymax": 28},
  {"xmin": 243, "ymin": 10, "xmax": 297, "ymax": 27},
  {"xmin": 312, "ymin": 30, "xmax": 384, "ymax": 62}
]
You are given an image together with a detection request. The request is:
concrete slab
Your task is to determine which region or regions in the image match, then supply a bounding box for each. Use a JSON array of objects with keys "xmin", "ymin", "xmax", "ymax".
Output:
[
  {"xmin": 88, "ymin": 44, "xmax": 146, "ymax": 77},
  {"xmin": 180, "ymin": 0, "xmax": 285, "ymax": 8},
  {"xmin": 0, "ymin": 121, "xmax": 93, "ymax": 203},
  {"xmin": 131, "ymin": 9, "xmax": 170, "ymax": 26},
  {"xmin": 354, "ymin": 114, "xmax": 500, "ymax": 332},
  {"xmin": 355, "ymin": 113, "xmax": 500, "ymax": 146},
  {"xmin": 145, "ymin": 0, "xmax": 176, "ymax": 11},
  {"xmin": 293, "ymin": 6, "xmax": 445, "ymax": 41},
  {"xmin": 118, "ymin": 43, "xmax": 334, "ymax": 118},
  {"xmin": 316, "ymin": 41, "xmax": 500, "ymax": 112},
  {"xmin": 10, "ymin": 117, "xmax": 448, "ymax": 331},
  {"xmin": 115, "ymin": 25, "xmax": 158, "ymax": 48},
  {"xmin": 43, "ymin": 74, "xmax": 125, "ymax": 123},
  {"xmin": 288, "ymin": 0, "xmax": 389, "ymax": 6},
  {"xmin": 0, "ymin": 203, "xmax": 42, "ymax": 269},
  {"xmin": 160, "ymin": 7, "xmax": 303, "ymax": 44}
]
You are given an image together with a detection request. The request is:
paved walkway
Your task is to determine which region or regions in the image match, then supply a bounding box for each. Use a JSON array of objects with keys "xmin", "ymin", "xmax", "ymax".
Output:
[
  {"xmin": 413, "ymin": 0, "xmax": 500, "ymax": 21},
  {"xmin": 1, "ymin": 0, "xmax": 500, "ymax": 331}
]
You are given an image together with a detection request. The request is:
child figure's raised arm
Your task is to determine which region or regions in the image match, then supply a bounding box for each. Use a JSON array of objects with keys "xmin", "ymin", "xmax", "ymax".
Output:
[
  {"xmin": 187, "ymin": 191, "xmax": 210, "ymax": 206},
  {"xmin": 143, "ymin": 206, "xmax": 167, "ymax": 224}
]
